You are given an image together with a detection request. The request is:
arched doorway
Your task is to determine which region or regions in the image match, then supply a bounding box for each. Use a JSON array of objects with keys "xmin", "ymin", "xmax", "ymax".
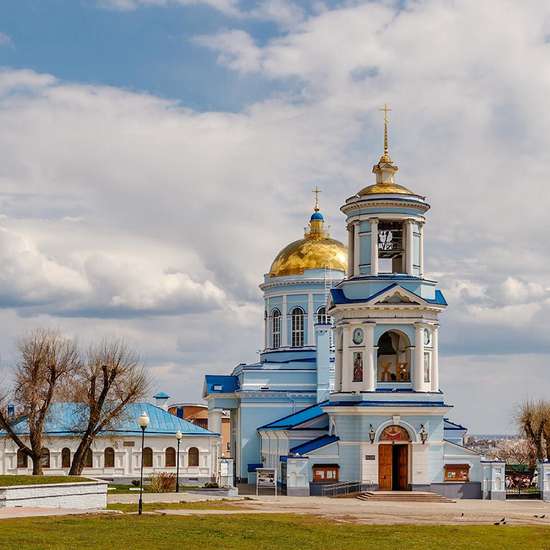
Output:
[
  {"xmin": 377, "ymin": 331, "xmax": 411, "ymax": 383},
  {"xmin": 378, "ymin": 425, "xmax": 411, "ymax": 491}
]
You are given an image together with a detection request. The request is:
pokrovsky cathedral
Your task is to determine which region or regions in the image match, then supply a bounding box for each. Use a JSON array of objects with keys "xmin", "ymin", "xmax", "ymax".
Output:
[{"xmin": 204, "ymin": 110, "xmax": 505, "ymax": 499}]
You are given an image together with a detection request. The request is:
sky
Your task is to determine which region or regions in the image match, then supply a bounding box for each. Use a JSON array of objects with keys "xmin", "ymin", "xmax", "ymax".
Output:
[{"xmin": 0, "ymin": 0, "xmax": 549, "ymax": 433}]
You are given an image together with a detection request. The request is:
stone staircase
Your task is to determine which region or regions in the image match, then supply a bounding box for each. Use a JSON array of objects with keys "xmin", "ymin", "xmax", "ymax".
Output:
[{"xmin": 357, "ymin": 491, "xmax": 454, "ymax": 503}]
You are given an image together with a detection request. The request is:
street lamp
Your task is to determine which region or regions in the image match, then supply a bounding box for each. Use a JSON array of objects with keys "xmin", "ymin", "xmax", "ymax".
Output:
[
  {"xmin": 419, "ymin": 424, "xmax": 428, "ymax": 445},
  {"xmin": 175, "ymin": 430, "xmax": 183, "ymax": 493},
  {"xmin": 368, "ymin": 424, "xmax": 376, "ymax": 444},
  {"xmin": 137, "ymin": 411, "xmax": 150, "ymax": 515}
]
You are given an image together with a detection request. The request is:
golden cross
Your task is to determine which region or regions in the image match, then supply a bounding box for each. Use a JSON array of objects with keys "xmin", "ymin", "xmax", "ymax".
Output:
[
  {"xmin": 312, "ymin": 186, "xmax": 321, "ymax": 211},
  {"xmin": 379, "ymin": 103, "xmax": 392, "ymax": 159}
]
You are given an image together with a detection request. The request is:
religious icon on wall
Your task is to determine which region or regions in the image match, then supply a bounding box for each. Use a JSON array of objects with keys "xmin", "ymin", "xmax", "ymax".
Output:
[
  {"xmin": 397, "ymin": 362, "xmax": 410, "ymax": 382},
  {"xmin": 353, "ymin": 351, "xmax": 363, "ymax": 382},
  {"xmin": 352, "ymin": 328, "xmax": 364, "ymax": 345},
  {"xmin": 378, "ymin": 358, "xmax": 398, "ymax": 382}
]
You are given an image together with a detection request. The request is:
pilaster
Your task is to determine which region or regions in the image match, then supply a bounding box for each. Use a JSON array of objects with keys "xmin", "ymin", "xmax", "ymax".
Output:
[
  {"xmin": 341, "ymin": 324, "xmax": 352, "ymax": 392},
  {"xmin": 364, "ymin": 322, "xmax": 376, "ymax": 391},
  {"xmin": 370, "ymin": 218, "xmax": 379, "ymax": 276},
  {"xmin": 431, "ymin": 325, "xmax": 439, "ymax": 392},
  {"xmin": 353, "ymin": 222, "xmax": 360, "ymax": 276},
  {"xmin": 282, "ymin": 295, "xmax": 288, "ymax": 347},
  {"xmin": 414, "ymin": 323, "xmax": 425, "ymax": 392},
  {"xmin": 419, "ymin": 221, "xmax": 425, "ymax": 278},
  {"xmin": 347, "ymin": 224, "xmax": 354, "ymax": 276},
  {"xmin": 307, "ymin": 293, "xmax": 314, "ymax": 345},
  {"xmin": 406, "ymin": 219, "xmax": 414, "ymax": 275}
]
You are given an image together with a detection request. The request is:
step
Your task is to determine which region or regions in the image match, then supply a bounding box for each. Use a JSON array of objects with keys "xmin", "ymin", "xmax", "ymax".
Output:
[{"xmin": 357, "ymin": 491, "xmax": 454, "ymax": 503}]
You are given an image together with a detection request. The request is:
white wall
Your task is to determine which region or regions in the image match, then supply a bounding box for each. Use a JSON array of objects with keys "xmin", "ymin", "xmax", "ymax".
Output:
[{"xmin": 0, "ymin": 434, "xmax": 218, "ymax": 480}]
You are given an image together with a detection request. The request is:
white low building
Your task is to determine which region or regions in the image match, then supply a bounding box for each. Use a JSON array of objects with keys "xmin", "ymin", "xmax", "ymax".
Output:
[{"xmin": 0, "ymin": 400, "xmax": 220, "ymax": 483}]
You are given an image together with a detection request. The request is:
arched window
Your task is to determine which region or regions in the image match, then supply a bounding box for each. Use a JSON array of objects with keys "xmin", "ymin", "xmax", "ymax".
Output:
[
  {"xmin": 271, "ymin": 309, "xmax": 281, "ymax": 348},
  {"xmin": 291, "ymin": 307, "xmax": 304, "ymax": 347},
  {"xmin": 61, "ymin": 447, "xmax": 71, "ymax": 469},
  {"xmin": 17, "ymin": 448, "xmax": 28, "ymax": 468},
  {"xmin": 84, "ymin": 448, "xmax": 93, "ymax": 468},
  {"xmin": 143, "ymin": 447, "xmax": 153, "ymax": 468},
  {"xmin": 104, "ymin": 447, "xmax": 115, "ymax": 468},
  {"xmin": 40, "ymin": 448, "xmax": 50, "ymax": 469},
  {"xmin": 316, "ymin": 306, "xmax": 328, "ymax": 325},
  {"xmin": 188, "ymin": 447, "xmax": 199, "ymax": 467},
  {"xmin": 165, "ymin": 447, "xmax": 176, "ymax": 467}
]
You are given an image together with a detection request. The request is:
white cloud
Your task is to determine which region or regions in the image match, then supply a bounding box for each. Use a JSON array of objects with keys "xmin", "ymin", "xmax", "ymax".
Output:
[
  {"xmin": 96, "ymin": 0, "xmax": 241, "ymax": 16},
  {"xmin": 5, "ymin": 1, "xmax": 550, "ymax": 429},
  {"xmin": 194, "ymin": 30, "xmax": 262, "ymax": 73}
]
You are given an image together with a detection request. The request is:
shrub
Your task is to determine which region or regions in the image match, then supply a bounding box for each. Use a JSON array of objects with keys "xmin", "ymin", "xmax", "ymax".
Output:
[
  {"xmin": 149, "ymin": 472, "xmax": 176, "ymax": 493},
  {"xmin": 131, "ymin": 480, "xmax": 140, "ymax": 487},
  {"xmin": 204, "ymin": 481, "xmax": 219, "ymax": 489}
]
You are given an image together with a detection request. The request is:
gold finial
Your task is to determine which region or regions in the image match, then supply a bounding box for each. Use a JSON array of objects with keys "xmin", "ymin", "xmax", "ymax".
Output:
[
  {"xmin": 379, "ymin": 103, "xmax": 392, "ymax": 162},
  {"xmin": 312, "ymin": 186, "xmax": 321, "ymax": 212}
]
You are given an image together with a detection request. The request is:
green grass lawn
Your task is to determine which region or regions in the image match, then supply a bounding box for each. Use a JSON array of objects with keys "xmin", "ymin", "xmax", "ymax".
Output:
[
  {"xmin": 0, "ymin": 514, "xmax": 548, "ymax": 550},
  {"xmin": 0, "ymin": 475, "xmax": 91, "ymax": 487}
]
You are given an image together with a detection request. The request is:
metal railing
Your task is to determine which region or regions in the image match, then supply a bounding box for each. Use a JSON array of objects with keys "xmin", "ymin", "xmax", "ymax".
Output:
[{"xmin": 320, "ymin": 481, "xmax": 375, "ymax": 497}]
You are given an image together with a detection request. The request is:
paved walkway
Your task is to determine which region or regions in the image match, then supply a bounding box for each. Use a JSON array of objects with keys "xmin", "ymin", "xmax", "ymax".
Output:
[
  {"xmin": 158, "ymin": 495, "xmax": 550, "ymax": 526},
  {"xmin": 108, "ymin": 492, "xmax": 240, "ymax": 504}
]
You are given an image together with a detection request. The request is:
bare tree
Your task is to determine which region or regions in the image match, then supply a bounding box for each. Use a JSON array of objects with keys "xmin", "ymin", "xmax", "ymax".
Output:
[
  {"xmin": 491, "ymin": 438, "xmax": 537, "ymax": 468},
  {"xmin": 517, "ymin": 400, "xmax": 548, "ymax": 461},
  {"xmin": 68, "ymin": 338, "xmax": 149, "ymax": 475},
  {"xmin": 0, "ymin": 329, "xmax": 80, "ymax": 475}
]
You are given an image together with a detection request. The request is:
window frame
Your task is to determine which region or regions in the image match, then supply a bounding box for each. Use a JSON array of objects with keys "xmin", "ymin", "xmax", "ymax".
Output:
[
  {"xmin": 188, "ymin": 447, "xmax": 199, "ymax": 467},
  {"xmin": 104, "ymin": 447, "xmax": 115, "ymax": 468},
  {"xmin": 291, "ymin": 307, "xmax": 305, "ymax": 347},
  {"xmin": 143, "ymin": 447, "xmax": 153, "ymax": 468},
  {"xmin": 271, "ymin": 308, "xmax": 281, "ymax": 349},
  {"xmin": 165, "ymin": 447, "xmax": 176, "ymax": 468},
  {"xmin": 61, "ymin": 447, "xmax": 71, "ymax": 469}
]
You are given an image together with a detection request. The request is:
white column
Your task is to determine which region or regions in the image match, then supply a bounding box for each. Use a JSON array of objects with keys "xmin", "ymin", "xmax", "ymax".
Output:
[
  {"xmin": 335, "ymin": 327, "xmax": 342, "ymax": 392},
  {"xmin": 431, "ymin": 325, "xmax": 439, "ymax": 392},
  {"xmin": 265, "ymin": 299, "xmax": 269, "ymax": 349},
  {"xmin": 419, "ymin": 222, "xmax": 425, "ymax": 278},
  {"xmin": 307, "ymin": 293, "xmax": 314, "ymax": 346},
  {"xmin": 353, "ymin": 222, "xmax": 360, "ymax": 276},
  {"xmin": 341, "ymin": 325, "xmax": 351, "ymax": 392},
  {"xmin": 347, "ymin": 224, "xmax": 354, "ymax": 276},
  {"xmin": 364, "ymin": 322, "xmax": 376, "ymax": 391},
  {"xmin": 414, "ymin": 323, "xmax": 425, "ymax": 392},
  {"xmin": 208, "ymin": 409, "xmax": 223, "ymax": 433},
  {"xmin": 406, "ymin": 219, "xmax": 414, "ymax": 275},
  {"xmin": 282, "ymin": 295, "xmax": 288, "ymax": 347},
  {"xmin": 370, "ymin": 218, "xmax": 379, "ymax": 276}
]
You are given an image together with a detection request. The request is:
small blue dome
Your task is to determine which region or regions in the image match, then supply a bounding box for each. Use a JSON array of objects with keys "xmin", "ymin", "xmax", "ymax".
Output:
[{"xmin": 310, "ymin": 211, "xmax": 324, "ymax": 221}]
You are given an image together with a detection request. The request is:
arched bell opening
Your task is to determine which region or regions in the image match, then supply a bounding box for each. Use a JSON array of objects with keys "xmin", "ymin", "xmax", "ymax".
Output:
[{"xmin": 377, "ymin": 330, "xmax": 411, "ymax": 383}]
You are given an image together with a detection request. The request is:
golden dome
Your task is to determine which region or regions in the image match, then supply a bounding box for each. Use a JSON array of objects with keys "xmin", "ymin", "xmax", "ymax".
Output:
[
  {"xmin": 269, "ymin": 210, "xmax": 347, "ymax": 277},
  {"xmin": 357, "ymin": 181, "xmax": 416, "ymax": 196}
]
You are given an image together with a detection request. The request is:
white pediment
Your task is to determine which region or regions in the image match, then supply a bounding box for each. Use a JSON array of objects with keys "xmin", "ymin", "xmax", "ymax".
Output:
[{"xmin": 370, "ymin": 285, "xmax": 426, "ymax": 306}]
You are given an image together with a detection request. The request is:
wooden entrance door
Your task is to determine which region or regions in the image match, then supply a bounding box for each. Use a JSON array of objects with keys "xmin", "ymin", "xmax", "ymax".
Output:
[
  {"xmin": 396, "ymin": 445, "xmax": 408, "ymax": 490},
  {"xmin": 378, "ymin": 444, "xmax": 392, "ymax": 490}
]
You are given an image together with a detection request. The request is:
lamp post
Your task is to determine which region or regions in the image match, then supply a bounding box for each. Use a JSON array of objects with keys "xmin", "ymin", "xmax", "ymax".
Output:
[
  {"xmin": 137, "ymin": 411, "xmax": 150, "ymax": 515},
  {"xmin": 175, "ymin": 430, "xmax": 182, "ymax": 493},
  {"xmin": 419, "ymin": 424, "xmax": 428, "ymax": 445}
]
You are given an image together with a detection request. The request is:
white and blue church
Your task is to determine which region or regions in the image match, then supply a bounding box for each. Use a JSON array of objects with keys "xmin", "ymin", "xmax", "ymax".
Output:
[{"xmin": 204, "ymin": 118, "xmax": 506, "ymax": 500}]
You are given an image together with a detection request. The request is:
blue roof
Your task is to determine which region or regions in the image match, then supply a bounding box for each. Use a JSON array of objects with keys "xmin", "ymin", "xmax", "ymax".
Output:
[
  {"xmin": 310, "ymin": 211, "xmax": 324, "ymax": 221},
  {"xmin": 1, "ymin": 402, "xmax": 216, "ymax": 438},
  {"xmin": 204, "ymin": 375, "xmax": 239, "ymax": 394},
  {"xmin": 444, "ymin": 418, "xmax": 467, "ymax": 431},
  {"xmin": 259, "ymin": 402, "xmax": 327, "ymax": 430},
  {"xmin": 290, "ymin": 434, "xmax": 339, "ymax": 455},
  {"xmin": 331, "ymin": 284, "xmax": 447, "ymax": 306},
  {"xmin": 153, "ymin": 391, "xmax": 170, "ymax": 399}
]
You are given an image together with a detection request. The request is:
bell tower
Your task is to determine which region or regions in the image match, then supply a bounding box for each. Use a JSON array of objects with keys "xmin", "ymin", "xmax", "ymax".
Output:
[{"xmin": 329, "ymin": 106, "xmax": 446, "ymax": 395}]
